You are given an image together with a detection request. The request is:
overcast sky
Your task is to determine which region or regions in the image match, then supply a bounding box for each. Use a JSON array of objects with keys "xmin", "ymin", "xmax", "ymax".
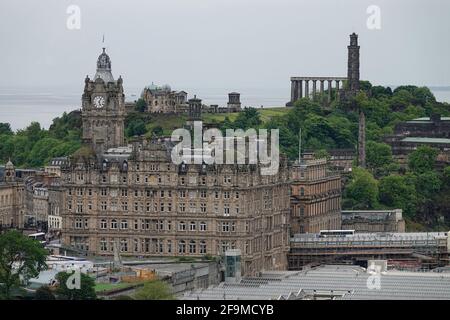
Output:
[{"xmin": 0, "ymin": 0, "xmax": 449, "ymax": 91}]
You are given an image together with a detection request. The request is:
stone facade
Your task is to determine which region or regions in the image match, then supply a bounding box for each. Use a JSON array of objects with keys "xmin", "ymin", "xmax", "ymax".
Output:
[
  {"xmin": 227, "ymin": 92, "xmax": 242, "ymax": 112},
  {"xmin": 341, "ymin": 209, "xmax": 405, "ymax": 233},
  {"xmin": 44, "ymin": 157, "xmax": 69, "ymax": 177},
  {"xmin": 290, "ymin": 155, "xmax": 342, "ymax": 234},
  {"xmin": 81, "ymin": 48, "xmax": 126, "ymax": 155},
  {"xmin": 142, "ymin": 83, "xmax": 242, "ymax": 115},
  {"xmin": 0, "ymin": 161, "xmax": 26, "ymax": 230},
  {"xmin": 347, "ymin": 32, "xmax": 360, "ymax": 93},
  {"xmin": 142, "ymin": 84, "xmax": 188, "ymax": 113},
  {"xmin": 60, "ymin": 48, "xmax": 291, "ymax": 276}
]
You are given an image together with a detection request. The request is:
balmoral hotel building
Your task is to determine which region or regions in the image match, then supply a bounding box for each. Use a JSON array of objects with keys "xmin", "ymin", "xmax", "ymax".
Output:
[{"xmin": 60, "ymin": 48, "xmax": 291, "ymax": 276}]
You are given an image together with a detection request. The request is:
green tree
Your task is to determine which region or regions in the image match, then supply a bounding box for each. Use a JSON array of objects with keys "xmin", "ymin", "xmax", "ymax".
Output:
[
  {"xmin": 0, "ymin": 230, "xmax": 48, "ymax": 299},
  {"xmin": 133, "ymin": 280, "xmax": 174, "ymax": 300},
  {"xmin": 126, "ymin": 119, "xmax": 147, "ymax": 137},
  {"xmin": 19, "ymin": 122, "xmax": 44, "ymax": 144},
  {"xmin": 314, "ymin": 149, "xmax": 330, "ymax": 160},
  {"xmin": 0, "ymin": 123, "xmax": 13, "ymax": 136},
  {"xmin": 408, "ymin": 146, "xmax": 439, "ymax": 174},
  {"xmin": 35, "ymin": 285, "xmax": 56, "ymax": 300},
  {"xmin": 443, "ymin": 166, "xmax": 450, "ymax": 189},
  {"xmin": 366, "ymin": 141, "xmax": 394, "ymax": 176},
  {"xmin": 343, "ymin": 168, "xmax": 379, "ymax": 209},
  {"xmin": 233, "ymin": 107, "xmax": 262, "ymax": 129},
  {"xmin": 26, "ymin": 137, "xmax": 61, "ymax": 167},
  {"xmin": 49, "ymin": 111, "xmax": 82, "ymax": 140},
  {"xmin": 379, "ymin": 174, "xmax": 417, "ymax": 218},
  {"xmin": 55, "ymin": 271, "xmax": 96, "ymax": 300},
  {"xmin": 371, "ymin": 86, "xmax": 393, "ymax": 99},
  {"xmin": 151, "ymin": 125, "xmax": 163, "ymax": 136},
  {"xmin": 135, "ymin": 98, "xmax": 147, "ymax": 113},
  {"xmin": 414, "ymin": 171, "xmax": 442, "ymax": 205}
]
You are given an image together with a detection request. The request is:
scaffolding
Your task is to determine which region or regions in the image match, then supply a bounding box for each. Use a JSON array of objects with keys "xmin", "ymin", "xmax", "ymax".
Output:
[{"xmin": 288, "ymin": 231, "xmax": 449, "ymax": 270}]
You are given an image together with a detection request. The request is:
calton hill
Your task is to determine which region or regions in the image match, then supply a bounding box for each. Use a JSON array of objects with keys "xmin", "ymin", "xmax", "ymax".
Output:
[{"xmin": 1, "ymin": 83, "xmax": 450, "ymax": 231}]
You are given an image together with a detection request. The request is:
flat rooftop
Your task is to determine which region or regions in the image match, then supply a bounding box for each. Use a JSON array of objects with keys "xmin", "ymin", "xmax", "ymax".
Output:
[
  {"xmin": 401, "ymin": 137, "xmax": 450, "ymax": 144},
  {"xmin": 408, "ymin": 117, "xmax": 450, "ymax": 122},
  {"xmin": 183, "ymin": 265, "xmax": 450, "ymax": 300},
  {"xmin": 290, "ymin": 231, "xmax": 449, "ymax": 245}
]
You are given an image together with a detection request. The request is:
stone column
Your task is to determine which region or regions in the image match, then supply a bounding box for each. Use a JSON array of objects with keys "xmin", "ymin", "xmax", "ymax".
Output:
[
  {"xmin": 291, "ymin": 80, "xmax": 296, "ymax": 103},
  {"xmin": 297, "ymin": 80, "xmax": 303, "ymax": 99},
  {"xmin": 305, "ymin": 80, "xmax": 309, "ymax": 99},
  {"xmin": 320, "ymin": 80, "xmax": 325, "ymax": 95},
  {"xmin": 293, "ymin": 80, "xmax": 300, "ymax": 102},
  {"xmin": 312, "ymin": 80, "xmax": 317, "ymax": 100},
  {"xmin": 327, "ymin": 80, "xmax": 332, "ymax": 102},
  {"xmin": 335, "ymin": 80, "xmax": 340, "ymax": 100}
]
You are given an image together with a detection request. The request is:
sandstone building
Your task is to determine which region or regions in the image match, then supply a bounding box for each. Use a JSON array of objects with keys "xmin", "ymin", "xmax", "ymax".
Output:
[
  {"xmin": 290, "ymin": 154, "xmax": 342, "ymax": 234},
  {"xmin": 142, "ymin": 83, "xmax": 188, "ymax": 113},
  {"xmin": 142, "ymin": 83, "xmax": 242, "ymax": 114},
  {"xmin": 341, "ymin": 209, "xmax": 405, "ymax": 233},
  {"xmin": 0, "ymin": 161, "xmax": 25, "ymax": 230},
  {"xmin": 60, "ymin": 48, "xmax": 291, "ymax": 276}
]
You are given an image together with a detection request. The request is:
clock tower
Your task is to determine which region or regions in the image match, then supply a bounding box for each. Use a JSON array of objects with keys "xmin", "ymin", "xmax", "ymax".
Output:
[{"xmin": 81, "ymin": 47, "xmax": 125, "ymax": 155}]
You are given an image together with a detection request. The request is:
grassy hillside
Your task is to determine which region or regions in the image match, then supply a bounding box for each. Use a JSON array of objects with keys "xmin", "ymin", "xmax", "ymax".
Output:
[
  {"xmin": 202, "ymin": 107, "xmax": 291, "ymax": 125},
  {"xmin": 144, "ymin": 113, "xmax": 188, "ymax": 137}
]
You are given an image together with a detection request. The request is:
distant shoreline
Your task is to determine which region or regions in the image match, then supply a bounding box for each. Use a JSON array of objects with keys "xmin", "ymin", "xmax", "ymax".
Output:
[{"xmin": 0, "ymin": 85, "xmax": 449, "ymax": 131}]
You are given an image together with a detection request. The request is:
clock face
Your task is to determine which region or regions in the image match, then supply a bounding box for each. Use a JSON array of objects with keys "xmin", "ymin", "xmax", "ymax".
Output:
[{"xmin": 93, "ymin": 96, "xmax": 105, "ymax": 108}]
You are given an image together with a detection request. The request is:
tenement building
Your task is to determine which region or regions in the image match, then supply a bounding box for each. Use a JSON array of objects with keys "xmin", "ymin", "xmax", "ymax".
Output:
[
  {"xmin": 290, "ymin": 154, "xmax": 342, "ymax": 234},
  {"xmin": 60, "ymin": 48, "xmax": 291, "ymax": 276},
  {"xmin": 0, "ymin": 161, "xmax": 25, "ymax": 230}
]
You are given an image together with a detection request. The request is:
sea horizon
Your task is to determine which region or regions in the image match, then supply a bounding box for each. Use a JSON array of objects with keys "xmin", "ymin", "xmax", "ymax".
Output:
[{"xmin": 1, "ymin": 84, "xmax": 449, "ymax": 131}]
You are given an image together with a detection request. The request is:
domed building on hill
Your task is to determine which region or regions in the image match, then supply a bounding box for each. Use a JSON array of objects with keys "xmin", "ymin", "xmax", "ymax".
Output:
[{"xmin": 142, "ymin": 83, "xmax": 188, "ymax": 113}]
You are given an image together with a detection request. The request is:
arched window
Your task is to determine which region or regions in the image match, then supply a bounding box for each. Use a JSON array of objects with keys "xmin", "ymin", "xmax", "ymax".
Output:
[
  {"xmin": 190, "ymin": 221, "xmax": 196, "ymax": 231},
  {"xmin": 200, "ymin": 241, "xmax": 207, "ymax": 254},
  {"xmin": 200, "ymin": 222, "xmax": 207, "ymax": 231},
  {"xmin": 120, "ymin": 220, "xmax": 128, "ymax": 229},
  {"xmin": 189, "ymin": 240, "xmax": 196, "ymax": 254},
  {"xmin": 120, "ymin": 239, "xmax": 128, "ymax": 252},
  {"xmin": 100, "ymin": 238, "xmax": 107, "ymax": 251},
  {"xmin": 111, "ymin": 219, "xmax": 118, "ymax": 229},
  {"xmin": 179, "ymin": 221, "xmax": 186, "ymax": 231},
  {"xmin": 178, "ymin": 240, "xmax": 186, "ymax": 254}
]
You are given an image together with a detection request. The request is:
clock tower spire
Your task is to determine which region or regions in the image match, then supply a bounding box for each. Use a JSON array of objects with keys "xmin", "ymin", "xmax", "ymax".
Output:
[{"xmin": 81, "ymin": 47, "xmax": 125, "ymax": 155}]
